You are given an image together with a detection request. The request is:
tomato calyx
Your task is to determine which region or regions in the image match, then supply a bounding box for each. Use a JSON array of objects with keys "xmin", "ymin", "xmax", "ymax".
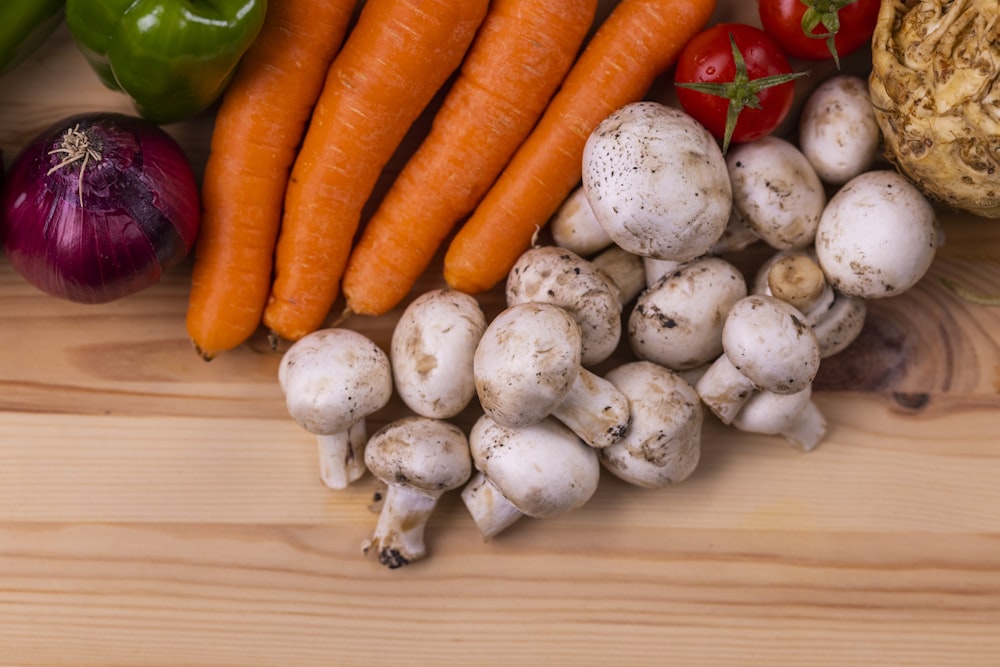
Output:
[
  {"xmin": 675, "ymin": 33, "xmax": 809, "ymax": 153},
  {"xmin": 800, "ymin": 0, "xmax": 859, "ymax": 68}
]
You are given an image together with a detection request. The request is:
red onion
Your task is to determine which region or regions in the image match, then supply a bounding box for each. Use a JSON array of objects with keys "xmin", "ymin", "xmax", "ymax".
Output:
[{"xmin": 1, "ymin": 112, "xmax": 200, "ymax": 303}]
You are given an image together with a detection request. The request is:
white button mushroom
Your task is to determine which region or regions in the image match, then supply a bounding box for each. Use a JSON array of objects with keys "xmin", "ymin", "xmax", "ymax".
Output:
[
  {"xmin": 815, "ymin": 169, "xmax": 939, "ymax": 299},
  {"xmin": 600, "ymin": 361, "xmax": 703, "ymax": 488},
  {"xmin": 278, "ymin": 328, "xmax": 393, "ymax": 490},
  {"xmin": 731, "ymin": 386, "xmax": 828, "ymax": 452},
  {"xmin": 582, "ymin": 101, "xmax": 731, "ymax": 262},
  {"xmin": 628, "ymin": 256, "xmax": 748, "ymax": 371},
  {"xmin": 550, "ymin": 184, "xmax": 613, "ymax": 258},
  {"xmin": 727, "ymin": 135, "xmax": 827, "ymax": 251},
  {"xmin": 473, "ymin": 302, "xmax": 630, "ymax": 449},
  {"xmin": 361, "ymin": 416, "xmax": 472, "ymax": 568},
  {"xmin": 695, "ymin": 295, "xmax": 821, "ymax": 424},
  {"xmin": 460, "ymin": 415, "xmax": 600, "ymax": 540},
  {"xmin": 753, "ymin": 250, "xmax": 867, "ymax": 358},
  {"xmin": 505, "ymin": 245, "xmax": 623, "ymax": 367},
  {"xmin": 390, "ymin": 288, "xmax": 486, "ymax": 419},
  {"xmin": 799, "ymin": 74, "xmax": 881, "ymax": 185}
]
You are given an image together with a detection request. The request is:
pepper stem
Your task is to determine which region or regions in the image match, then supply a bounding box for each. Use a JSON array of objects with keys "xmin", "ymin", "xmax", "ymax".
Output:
[{"xmin": 47, "ymin": 124, "xmax": 102, "ymax": 206}]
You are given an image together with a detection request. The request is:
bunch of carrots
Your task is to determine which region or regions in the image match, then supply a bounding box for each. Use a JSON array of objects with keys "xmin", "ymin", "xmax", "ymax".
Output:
[{"xmin": 186, "ymin": 0, "xmax": 717, "ymax": 360}]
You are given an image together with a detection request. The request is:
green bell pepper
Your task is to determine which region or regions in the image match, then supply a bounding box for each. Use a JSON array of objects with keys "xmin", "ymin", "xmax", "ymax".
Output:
[
  {"xmin": 65, "ymin": 0, "xmax": 267, "ymax": 124},
  {"xmin": 0, "ymin": 0, "xmax": 65, "ymax": 77}
]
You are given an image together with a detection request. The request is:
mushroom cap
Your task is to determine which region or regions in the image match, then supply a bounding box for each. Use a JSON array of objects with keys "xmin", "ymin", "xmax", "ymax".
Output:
[
  {"xmin": 390, "ymin": 289, "xmax": 486, "ymax": 419},
  {"xmin": 815, "ymin": 170, "xmax": 939, "ymax": 299},
  {"xmin": 550, "ymin": 185, "xmax": 613, "ymax": 257},
  {"xmin": 364, "ymin": 416, "xmax": 472, "ymax": 493},
  {"xmin": 599, "ymin": 361, "xmax": 703, "ymax": 488},
  {"xmin": 278, "ymin": 328, "xmax": 393, "ymax": 435},
  {"xmin": 582, "ymin": 101, "xmax": 731, "ymax": 261},
  {"xmin": 506, "ymin": 246, "xmax": 621, "ymax": 367},
  {"xmin": 474, "ymin": 302, "xmax": 583, "ymax": 428},
  {"xmin": 628, "ymin": 257, "xmax": 747, "ymax": 370},
  {"xmin": 722, "ymin": 295, "xmax": 821, "ymax": 394},
  {"xmin": 798, "ymin": 74, "xmax": 880, "ymax": 185},
  {"xmin": 726, "ymin": 135, "xmax": 826, "ymax": 250},
  {"xmin": 468, "ymin": 415, "xmax": 600, "ymax": 519}
]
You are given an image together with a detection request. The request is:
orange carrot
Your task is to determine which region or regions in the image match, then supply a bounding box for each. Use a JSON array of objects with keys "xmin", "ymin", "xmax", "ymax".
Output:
[
  {"xmin": 185, "ymin": 0, "xmax": 357, "ymax": 360},
  {"xmin": 340, "ymin": 0, "xmax": 598, "ymax": 316},
  {"xmin": 443, "ymin": 0, "xmax": 717, "ymax": 295},
  {"xmin": 263, "ymin": 0, "xmax": 489, "ymax": 342}
]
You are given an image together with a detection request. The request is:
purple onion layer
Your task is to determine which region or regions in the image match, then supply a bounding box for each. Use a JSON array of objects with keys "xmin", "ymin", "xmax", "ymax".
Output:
[{"xmin": 1, "ymin": 112, "xmax": 201, "ymax": 303}]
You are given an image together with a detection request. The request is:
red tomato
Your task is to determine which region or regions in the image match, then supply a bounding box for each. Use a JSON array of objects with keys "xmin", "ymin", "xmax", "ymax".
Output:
[
  {"xmin": 758, "ymin": 0, "xmax": 880, "ymax": 63},
  {"xmin": 674, "ymin": 23, "xmax": 805, "ymax": 151}
]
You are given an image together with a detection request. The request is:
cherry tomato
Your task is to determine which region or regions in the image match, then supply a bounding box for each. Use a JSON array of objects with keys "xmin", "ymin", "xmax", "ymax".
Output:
[
  {"xmin": 674, "ymin": 23, "xmax": 806, "ymax": 152},
  {"xmin": 758, "ymin": 0, "xmax": 880, "ymax": 65}
]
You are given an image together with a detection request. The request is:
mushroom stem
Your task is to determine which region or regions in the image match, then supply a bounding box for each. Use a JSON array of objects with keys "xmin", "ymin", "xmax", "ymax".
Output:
[
  {"xmin": 643, "ymin": 257, "xmax": 684, "ymax": 288},
  {"xmin": 766, "ymin": 253, "xmax": 832, "ymax": 316},
  {"xmin": 694, "ymin": 354, "xmax": 756, "ymax": 424},
  {"xmin": 316, "ymin": 421, "xmax": 367, "ymax": 490},
  {"xmin": 784, "ymin": 401, "xmax": 827, "ymax": 453},
  {"xmin": 590, "ymin": 245, "xmax": 646, "ymax": 304},
  {"xmin": 731, "ymin": 388, "xmax": 828, "ymax": 452},
  {"xmin": 362, "ymin": 483, "xmax": 441, "ymax": 568},
  {"xmin": 460, "ymin": 471, "xmax": 525, "ymax": 540},
  {"xmin": 551, "ymin": 369, "xmax": 631, "ymax": 449}
]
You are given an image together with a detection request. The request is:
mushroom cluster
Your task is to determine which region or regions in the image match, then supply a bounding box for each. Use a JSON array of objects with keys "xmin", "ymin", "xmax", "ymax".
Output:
[
  {"xmin": 277, "ymin": 79, "xmax": 943, "ymax": 569},
  {"xmin": 565, "ymin": 95, "xmax": 939, "ymax": 451}
]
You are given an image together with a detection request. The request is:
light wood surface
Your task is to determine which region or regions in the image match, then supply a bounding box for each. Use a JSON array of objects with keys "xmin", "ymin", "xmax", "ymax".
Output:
[{"xmin": 2, "ymin": 7, "xmax": 1000, "ymax": 667}]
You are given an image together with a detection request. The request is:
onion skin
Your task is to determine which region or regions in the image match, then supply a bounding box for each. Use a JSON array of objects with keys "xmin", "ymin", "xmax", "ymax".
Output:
[{"xmin": 1, "ymin": 112, "xmax": 200, "ymax": 303}]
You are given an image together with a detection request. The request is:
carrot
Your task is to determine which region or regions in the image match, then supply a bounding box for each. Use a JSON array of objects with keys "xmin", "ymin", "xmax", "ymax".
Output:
[
  {"xmin": 340, "ymin": 0, "xmax": 598, "ymax": 317},
  {"xmin": 442, "ymin": 0, "xmax": 717, "ymax": 295},
  {"xmin": 263, "ymin": 0, "xmax": 489, "ymax": 342},
  {"xmin": 185, "ymin": 0, "xmax": 357, "ymax": 360}
]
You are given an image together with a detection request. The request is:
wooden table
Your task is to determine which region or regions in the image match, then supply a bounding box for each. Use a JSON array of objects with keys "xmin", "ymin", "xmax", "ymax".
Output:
[{"xmin": 2, "ymin": 8, "xmax": 999, "ymax": 667}]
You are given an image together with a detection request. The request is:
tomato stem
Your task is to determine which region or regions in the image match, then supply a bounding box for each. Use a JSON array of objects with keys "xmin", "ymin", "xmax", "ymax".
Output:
[
  {"xmin": 675, "ymin": 33, "xmax": 809, "ymax": 153},
  {"xmin": 800, "ymin": 0, "xmax": 859, "ymax": 69}
]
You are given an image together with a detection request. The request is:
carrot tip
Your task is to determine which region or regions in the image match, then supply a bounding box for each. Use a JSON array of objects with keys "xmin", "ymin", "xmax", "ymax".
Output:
[{"xmin": 192, "ymin": 340, "xmax": 217, "ymax": 362}]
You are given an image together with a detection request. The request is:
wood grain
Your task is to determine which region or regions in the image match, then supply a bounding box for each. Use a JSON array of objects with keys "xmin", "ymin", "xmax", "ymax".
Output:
[{"xmin": 2, "ymin": 10, "xmax": 1000, "ymax": 667}]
